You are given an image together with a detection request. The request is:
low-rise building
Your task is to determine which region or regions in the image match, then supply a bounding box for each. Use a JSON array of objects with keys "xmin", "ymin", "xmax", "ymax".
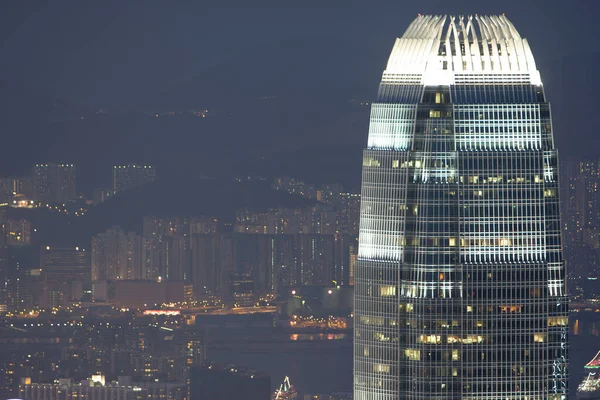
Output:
[{"xmin": 19, "ymin": 375, "xmax": 185, "ymax": 400}]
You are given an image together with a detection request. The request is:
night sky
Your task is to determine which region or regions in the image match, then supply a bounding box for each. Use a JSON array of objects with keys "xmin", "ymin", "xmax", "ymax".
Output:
[{"xmin": 0, "ymin": 1, "xmax": 597, "ymax": 192}]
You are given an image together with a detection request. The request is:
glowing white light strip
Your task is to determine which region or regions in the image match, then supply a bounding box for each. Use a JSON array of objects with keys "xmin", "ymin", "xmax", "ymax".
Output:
[
  {"xmin": 367, "ymin": 104, "xmax": 417, "ymax": 150},
  {"xmin": 383, "ymin": 15, "xmax": 542, "ymax": 86}
]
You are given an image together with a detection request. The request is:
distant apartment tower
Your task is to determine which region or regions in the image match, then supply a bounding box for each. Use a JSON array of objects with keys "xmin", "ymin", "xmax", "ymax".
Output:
[
  {"xmin": 142, "ymin": 216, "xmax": 217, "ymax": 281},
  {"xmin": 190, "ymin": 233, "xmax": 235, "ymax": 298},
  {"xmin": 113, "ymin": 164, "xmax": 156, "ymax": 193},
  {"xmin": 229, "ymin": 273, "xmax": 255, "ymax": 307},
  {"xmin": 40, "ymin": 246, "xmax": 88, "ymax": 308},
  {"xmin": 336, "ymin": 193, "xmax": 361, "ymax": 236},
  {"xmin": 41, "ymin": 247, "xmax": 87, "ymax": 283},
  {"xmin": 195, "ymin": 233, "xmax": 352, "ymax": 296},
  {"xmin": 4, "ymin": 219, "xmax": 31, "ymax": 246},
  {"xmin": 560, "ymin": 159, "xmax": 584, "ymax": 244},
  {"xmin": 5, "ymin": 245, "xmax": 38, "ymax": 309},
  {"xmin": 92, "ymin": 226, "xmax": 144, "ymax": 281},
  {"xmin": 0, "ymin": 178, "xmax": 15, "ymax": 201},
  {"xmin": 576, "ymin": 160, "xmax": 600, "ymax": 246},
  {"xmin": 32, "ymin": 163, "xmax": 77, "ymax": 203}
]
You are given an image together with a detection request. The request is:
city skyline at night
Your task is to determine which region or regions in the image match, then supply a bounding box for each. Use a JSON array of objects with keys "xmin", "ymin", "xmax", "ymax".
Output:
[{"xmin": 0, "ymin": 3, "xmax": 599, "ymax": 400}]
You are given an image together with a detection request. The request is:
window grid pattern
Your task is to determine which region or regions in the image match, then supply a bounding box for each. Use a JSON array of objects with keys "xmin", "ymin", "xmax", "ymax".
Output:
[
  {"xmin": 378, "ymin": 82, "xmax": 423, "ymax": 103},
  {"xmin": 453, "ymin": 105, "xmax": 542, "ymax": 151},
  {"xmin": 454, "ymin": 73, "xmax": 535, "ymax": 85},
  {"xmin": 355, "ymin": 82, "xmax": 568, "ymax": 399},
  {"xmin": 450, "ymin": 85, "xmax": 544, "ymax": 104},
  {"xmin": 359, "ymin": 150, "xmax": 409, "ymax": 262},
  {"xmin": 367, "ymin": 104, "xmax": 418, "ymax": 150}
]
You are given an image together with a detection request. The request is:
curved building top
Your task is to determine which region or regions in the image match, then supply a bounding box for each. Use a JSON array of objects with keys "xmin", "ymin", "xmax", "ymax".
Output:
[{"xmin": 383, "ymin": 15, "xmax": 541, "ymax": 86}]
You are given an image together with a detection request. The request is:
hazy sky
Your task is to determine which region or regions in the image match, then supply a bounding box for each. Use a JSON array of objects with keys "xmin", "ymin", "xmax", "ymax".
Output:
[
  {"xmin": 1, "ymin": 1, "xmax": 595, "ymax": 102},
  {"xmin": 0, "ymin": 1, "xmax": 598, "ymax": 183}
]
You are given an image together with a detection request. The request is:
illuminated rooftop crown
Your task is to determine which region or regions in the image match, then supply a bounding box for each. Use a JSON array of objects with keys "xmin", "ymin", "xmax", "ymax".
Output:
[{"xmin": 383, "ymin": 15, "xmax": 541, "ymax": 85}]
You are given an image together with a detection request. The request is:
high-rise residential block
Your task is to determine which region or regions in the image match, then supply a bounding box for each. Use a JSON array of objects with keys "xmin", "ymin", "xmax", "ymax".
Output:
[
  {"xmin": 190, "ymin": 233, "xmax": 352, "ymax": 298},
  {"xmin": 228, "ymin": 273, "xmax": 255, "ymax": 307},
  {"xmin": 5, "ymin": 244, "xmax": 38, "ymax": 308},
  {"xmin": 92, "ymin": 226, "xmax": 144, "ymax": 281},
  {"xmin": 355, "ymin": 15, "xmax": 568, "ymax": 399},
  {"xmin": 336, "ymin": 193, "xmax": 361, "ymax": 236},
  {"xmin": 32, "ymin": 163, "xmax": 76, "ymax": 203},
  {"xmin": 113, "ymin": 164, "xmax": 156, "ymax": 193},
  {"xmin": 143, "ymin": 216, "xmax": 211, "ymax": 281},
  {"xmin": 0, "ymin": 178, "xmax": 15, "ymax": 202},
  {"xmin": 4, "ymin": 219, "xmax": 31, "ymax": 246},
  {"xmin": 40, "ymin": 246, "xmax": 88, "ymax": 308}
]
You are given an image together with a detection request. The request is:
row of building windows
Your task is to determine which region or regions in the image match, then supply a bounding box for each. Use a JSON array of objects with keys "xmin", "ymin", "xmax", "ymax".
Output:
[
  {"xmin": 374, "ymin": 83, "xmax": 546, "ymax": 105},
  {"xmin": 358, "ymin": 318, "xmax": 556, "ymax": 332},
  {"xmin": 450, "ymin": 84, "xmax": 545, "ymax": 104},
  {"xmin": 381, "ymin": 236, "xmax": 545, "ymax": 248},
  {"xmin": 358, "ymin": 300, "xmax": 563, "ymax": 318},
  {"xmin": 364, "ymin": 159, "xmax": 554, "ymax": 182},
  {"xmin": 363, "ymin": 150, "xmax": 553, "ymax": 166}
]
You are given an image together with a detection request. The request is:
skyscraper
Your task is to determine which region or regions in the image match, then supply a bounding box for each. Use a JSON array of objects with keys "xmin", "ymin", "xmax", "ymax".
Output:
[{"xmin": 355, "ymin": 15, "xmax": 568, "ymax": 399}]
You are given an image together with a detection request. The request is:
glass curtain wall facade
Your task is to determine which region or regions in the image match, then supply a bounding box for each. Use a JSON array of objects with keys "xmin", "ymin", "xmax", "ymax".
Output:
[{"xmin": 354, "ymin": 15, "xmax": 568, "ymax": 400}]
